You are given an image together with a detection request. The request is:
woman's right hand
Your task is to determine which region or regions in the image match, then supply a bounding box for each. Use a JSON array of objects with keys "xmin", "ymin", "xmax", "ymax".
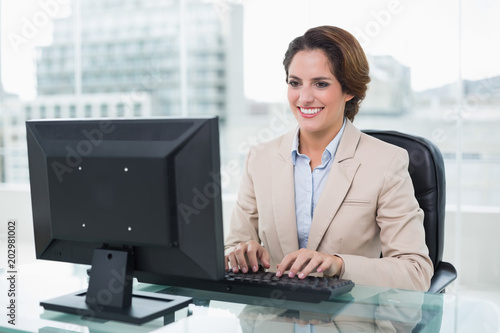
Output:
[{"xmin": 225, "ymin": 240, "xmax": 271, "ymax": 273}]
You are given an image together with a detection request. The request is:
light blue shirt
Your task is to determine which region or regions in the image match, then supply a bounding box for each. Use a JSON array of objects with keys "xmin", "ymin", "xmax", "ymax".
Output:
[{"xmin": 291, "ymin": 119, "xmax": 346, "ymax": 249}]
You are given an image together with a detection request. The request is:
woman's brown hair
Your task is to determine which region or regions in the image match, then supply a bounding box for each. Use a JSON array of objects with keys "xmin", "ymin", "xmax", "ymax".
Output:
[{"xmin": 283, "ymin": 26, "xmax": 370, "ymax": 121}]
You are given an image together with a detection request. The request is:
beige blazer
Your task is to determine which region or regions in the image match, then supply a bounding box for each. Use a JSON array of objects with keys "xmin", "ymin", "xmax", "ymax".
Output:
[{"xmin": 225, "ymin": 120, "xmax": 433, "ymax": 291}]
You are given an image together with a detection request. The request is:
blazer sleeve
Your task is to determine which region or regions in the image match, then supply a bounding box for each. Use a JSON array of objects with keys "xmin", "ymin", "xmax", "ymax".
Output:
[
  {"xmin": 336, "ymin": 148, "xmax": 434, "ymax": 291},
  {"xmin": 224, "ymin": 147, "xmax": 260, "ymax": 254}
]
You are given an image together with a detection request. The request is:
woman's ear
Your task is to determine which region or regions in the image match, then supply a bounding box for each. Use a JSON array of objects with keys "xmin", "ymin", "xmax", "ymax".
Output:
[{"xmin": 344, "ymin": 94, "xmax": 354, "ymax": 102}]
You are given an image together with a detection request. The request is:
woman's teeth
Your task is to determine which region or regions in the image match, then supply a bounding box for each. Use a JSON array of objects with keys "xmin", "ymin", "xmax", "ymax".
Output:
[{"xmin": 300, "ymin": 107, "xmax": 323, "ymax": 115}]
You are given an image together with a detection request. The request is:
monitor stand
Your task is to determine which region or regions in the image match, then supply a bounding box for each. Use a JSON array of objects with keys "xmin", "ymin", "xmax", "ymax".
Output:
[{"xmin": 40, "ymin": 248, "xmax": 192, "ymax": 325}]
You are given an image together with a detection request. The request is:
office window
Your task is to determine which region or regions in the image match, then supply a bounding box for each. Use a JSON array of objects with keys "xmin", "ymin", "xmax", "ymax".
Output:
[
  {"xmin": 25, "ymin": 106, "xmax": 32, "ymax": 120},
  {"xmin": 39, "ymin": 106, "xmax": 47, "ymax": 118},
  {"xmin": 84, "ymin": 104, "xmax": 92, "ymax": 118},
  {"xmin": 69, "ymin": 105, "xmax": 77, "ymax": 118},
  {"xmin": 100, "ymin": 104, "xmax": 109, "ymax": 117},
  {"xmin": 133, "ymin": 103, "xmax": 142, "ymax": 117},
  {"xmin": 116, "ymin": 103, "xmax": 125, "ymax": 117},
  {"xmin": 54, "ymin": 105, "xmax": 62, "ymax": 118}
]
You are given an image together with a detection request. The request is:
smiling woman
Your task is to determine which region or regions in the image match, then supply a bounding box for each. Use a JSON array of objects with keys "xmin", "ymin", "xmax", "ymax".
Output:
[
  {"xmin": 224, "ymin": 25, "xmax": 433, "ymax": 291},
  {"xmin": 286, "ymin": 50, "xmax": 351, "ymax": 166},
  {"xmin": 283, "ymin": 26, "xmax": 370, "ymax": 123}
]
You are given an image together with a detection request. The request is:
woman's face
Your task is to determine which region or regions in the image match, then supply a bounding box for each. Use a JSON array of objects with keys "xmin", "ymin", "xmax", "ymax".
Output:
[{"xmin": 287, "ymin": 49, "xmax": 353, "ymax": 139}]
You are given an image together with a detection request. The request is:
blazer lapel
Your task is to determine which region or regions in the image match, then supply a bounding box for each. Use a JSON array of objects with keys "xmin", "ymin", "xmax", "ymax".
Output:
[
  {"xmin": 307, "ymin": 120, "xmax": 361, "ymax": 251},
  {"xmin": 271, "ymin": 129, "xmax": 299, "ymax": 256}
]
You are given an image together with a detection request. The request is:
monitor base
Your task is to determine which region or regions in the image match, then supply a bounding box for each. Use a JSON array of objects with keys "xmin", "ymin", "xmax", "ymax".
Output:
[{"xmin": 41, "ymin": 289, "xmax": 192, "ymax": 325}]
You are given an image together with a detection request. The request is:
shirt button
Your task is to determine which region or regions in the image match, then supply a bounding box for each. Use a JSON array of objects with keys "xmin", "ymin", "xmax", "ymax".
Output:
[{"xmin": 314, "ymin": 169, "xmax": 319, "ymax": 174}]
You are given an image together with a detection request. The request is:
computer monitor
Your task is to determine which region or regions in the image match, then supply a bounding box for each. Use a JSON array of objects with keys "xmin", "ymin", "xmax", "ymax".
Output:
[{"xmin": 26, "ymin": 117, "xmax": 225, "ymax": 324}]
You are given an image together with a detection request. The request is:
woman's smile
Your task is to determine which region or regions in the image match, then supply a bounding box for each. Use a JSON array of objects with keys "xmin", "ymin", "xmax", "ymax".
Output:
[{"xmin": 298, "ymin": 106, "xmax": 324, "ymax": 117}]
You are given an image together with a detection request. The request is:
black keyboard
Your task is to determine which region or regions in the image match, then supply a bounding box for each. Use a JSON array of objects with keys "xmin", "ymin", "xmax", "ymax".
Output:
[
  {"xmin": 221, "ymin": 270, "xmax": 354, "ymax": 303},
  {"xmin": 159, "ymin": 270, "xmax": 354, "ymax": 304}
]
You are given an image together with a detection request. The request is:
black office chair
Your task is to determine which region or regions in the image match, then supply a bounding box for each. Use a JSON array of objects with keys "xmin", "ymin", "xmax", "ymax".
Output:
[{"xmin": 362, "ymin": 130, "xmax": 457, "ymax": 293}]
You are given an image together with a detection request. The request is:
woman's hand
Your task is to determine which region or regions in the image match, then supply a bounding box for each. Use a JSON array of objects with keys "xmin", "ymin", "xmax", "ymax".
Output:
[
  {"xmin": 225, "ymin": 240, "xmax": 271, "ymax": 273},
  {"xmin": 276, "ymin": 248, "xmax": 343, "ymax": 278}
]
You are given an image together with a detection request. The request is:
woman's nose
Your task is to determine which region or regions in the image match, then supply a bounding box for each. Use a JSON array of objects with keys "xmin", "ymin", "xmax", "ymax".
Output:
[{"xmin": 299, "ymin": 86, "xmax": 314, "ymax": 104}]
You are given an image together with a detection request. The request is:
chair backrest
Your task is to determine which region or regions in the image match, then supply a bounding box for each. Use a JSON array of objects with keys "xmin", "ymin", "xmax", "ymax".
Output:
[{"xmin": 362, "ymin": 130, "xmax": 446, "ymax": 268}]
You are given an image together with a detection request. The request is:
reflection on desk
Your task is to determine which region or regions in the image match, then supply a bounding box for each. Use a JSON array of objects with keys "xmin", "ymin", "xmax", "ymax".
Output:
[
  {"xmin": 3, "ymin": 262, "xmax": 499, "ymax": 333},
  {"xmin": 236, "ymin": 288, "xmax": 435, "ymax": 332},
  {"xmin": 157, "ymin": 284, "xmax": 443, "ymax": 333}
]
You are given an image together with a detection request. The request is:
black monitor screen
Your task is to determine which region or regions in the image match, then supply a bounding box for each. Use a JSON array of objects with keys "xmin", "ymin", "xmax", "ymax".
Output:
[{"xmin": 26, "ymin": 117, "xmax": 224, "ymax": 323}]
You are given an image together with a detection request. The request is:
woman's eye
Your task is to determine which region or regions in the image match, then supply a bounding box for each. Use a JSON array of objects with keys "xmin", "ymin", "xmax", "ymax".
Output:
[
  {"xmin": 288, "ymin": 80, "xmax": 300, "ymax": 87},
  {"xmin": 315, "ymin": 82, "xmax": 330, "ymax": 88}
]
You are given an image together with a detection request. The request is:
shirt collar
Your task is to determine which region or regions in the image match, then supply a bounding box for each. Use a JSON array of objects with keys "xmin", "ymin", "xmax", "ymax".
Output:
[{"xmin": 291, "ymin": 118, "xmax": 347, "ymax": 166}]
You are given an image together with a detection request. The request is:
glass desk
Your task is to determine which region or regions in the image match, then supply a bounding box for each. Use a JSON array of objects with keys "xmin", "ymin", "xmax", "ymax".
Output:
[{"xmin": 0, "ymin": 262, "xmax": 497, "ymax": 332}]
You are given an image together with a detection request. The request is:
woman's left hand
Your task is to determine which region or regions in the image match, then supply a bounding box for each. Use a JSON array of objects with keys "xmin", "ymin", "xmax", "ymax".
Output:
[{"xmin": 276, "ymin": 248, "xmax": 343, "ymax": 279}]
